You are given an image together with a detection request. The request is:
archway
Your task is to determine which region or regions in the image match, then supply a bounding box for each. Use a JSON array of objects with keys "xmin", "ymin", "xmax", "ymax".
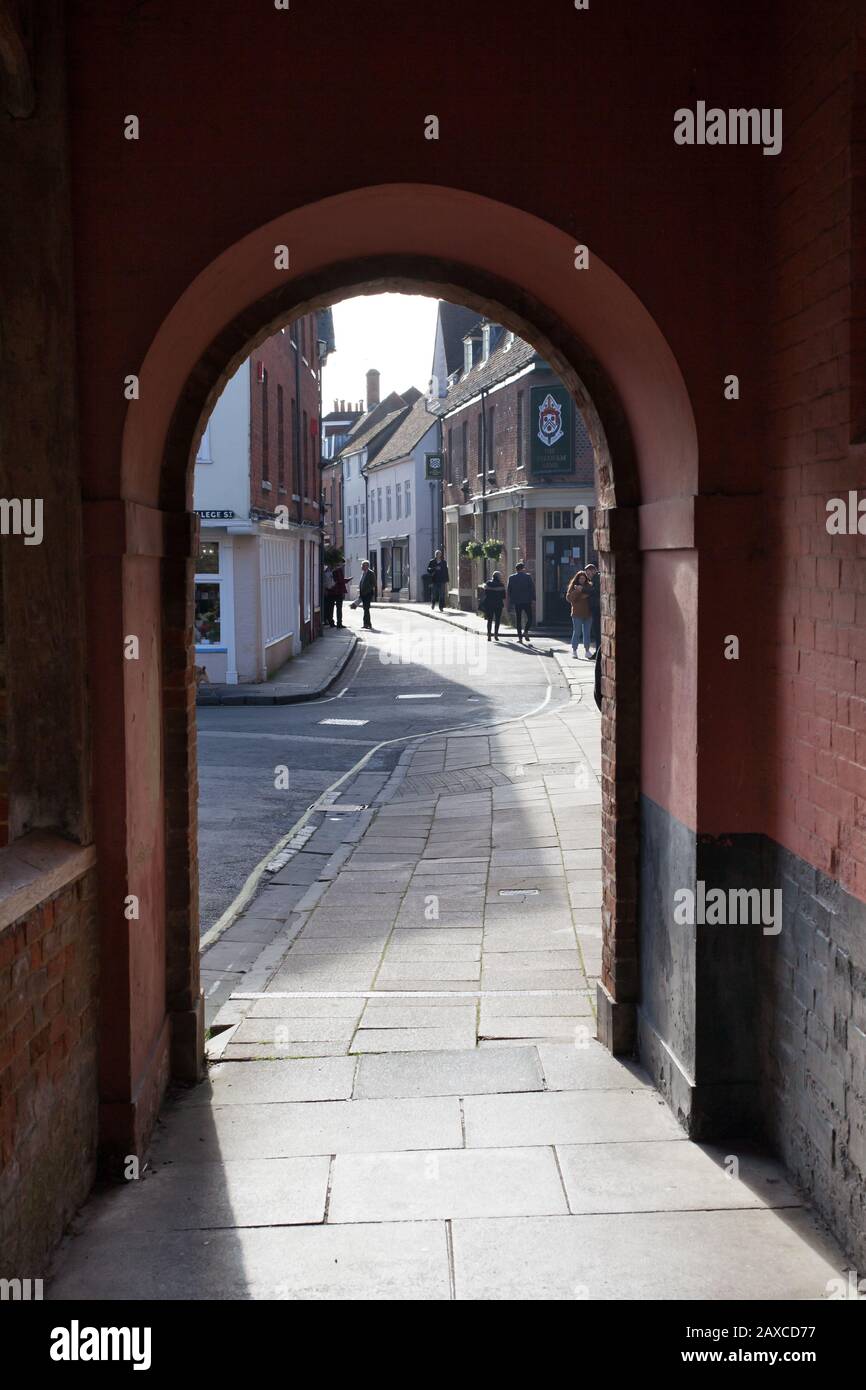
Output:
[{"xmin": 91, "ymin": 185, "xmax": 698, "ymax": 1165}]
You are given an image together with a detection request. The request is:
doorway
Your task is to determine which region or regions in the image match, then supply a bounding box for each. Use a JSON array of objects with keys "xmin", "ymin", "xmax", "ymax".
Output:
[{"xmin": 542, "ymin": 534, "xmax": 585, "ymax": 626}]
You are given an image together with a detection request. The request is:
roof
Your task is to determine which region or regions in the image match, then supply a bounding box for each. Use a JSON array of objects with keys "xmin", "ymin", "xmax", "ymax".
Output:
[
  {"xmin": 339, "ymin": 401, "xmax": 411, "ymax": 462},
  {"xmin": 434, "ymin": 332, "xmax": 538, "ymax": 414},
  {"xmin": 322, "ymin": 408, "xmax": 362, "ymax": 423},
  {"xmin": 368, "ymin": 394, "xmax": 438, "ymax": 468},
  {"xmin": 436, "ymin": 302, "xmax": 482, "ymax": 377},
  {"xmin": 316, "ymin": 306, "xmax": 336, "ymax": 358}
]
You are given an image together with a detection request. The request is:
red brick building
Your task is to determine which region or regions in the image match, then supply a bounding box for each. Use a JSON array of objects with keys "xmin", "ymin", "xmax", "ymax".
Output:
[
  {"xmin": 2, "ymin": 0, "xmax": 866, "ymax": 1278},
  {"xmin": 321, "ymin": 396, "xmax": 364, "ymax": 553},
  {"xmin": 437, "ymin": 313, "xmax": 596, "ymax": 624}
]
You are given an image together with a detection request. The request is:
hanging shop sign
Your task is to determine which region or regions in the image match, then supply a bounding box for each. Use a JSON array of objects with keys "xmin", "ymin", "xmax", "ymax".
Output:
[
  {"xmin": 424, "ymin": 452, "xmax": 444, "ymax": 480},
  {"xmin": 530, "ymin": 386, "xmax": 573, "ymax": 477}
]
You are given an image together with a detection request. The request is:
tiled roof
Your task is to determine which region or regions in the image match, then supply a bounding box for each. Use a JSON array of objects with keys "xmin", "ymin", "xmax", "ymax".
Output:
[
  {"xmin": 368, "ymin": 395, "xmax": 438, "ymax": 468},
  {"xmin": 339, "ymin": 403, "xmax": 411, "ymax": 461},
  {"xmin": 434, "ymin": 333, "xmax": 538, "ymax": 414}
]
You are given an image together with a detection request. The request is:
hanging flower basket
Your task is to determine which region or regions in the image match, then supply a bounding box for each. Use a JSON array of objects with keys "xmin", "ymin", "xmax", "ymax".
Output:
[
  {"xmin": 482, "ymin": 539, "xmax": 505, "ymax": 560},
  {"xmin": 324, "ymin": 546, "xmax": 345, "ymax": 566},
  {"xmin": 462, "ymin": 539, "xmax": 485, "ymax": 560}
]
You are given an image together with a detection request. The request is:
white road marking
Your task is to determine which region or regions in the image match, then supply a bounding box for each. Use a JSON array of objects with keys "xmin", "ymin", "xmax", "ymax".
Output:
[
  {"xmin": 318, "ymin": 717, "xmax": 370, "ymax": 726},
  {"xmin": 396, "ymin": 693, "xmax": 443, "ymax": 700}
]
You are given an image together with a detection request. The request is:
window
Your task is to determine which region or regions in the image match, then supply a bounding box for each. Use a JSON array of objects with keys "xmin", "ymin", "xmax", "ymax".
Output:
[
  {"xmin": 261, "ymin": 368, "xmax": 270, "ymax": 484},
  {"xmin": 461, "ymin": 420, "xmax": 468, "ymax": 477},
  {"xmin": 291, "ymin": 396, "xmax": 298, "ymax": 493},
  {"xmin": 302, "ymin": 411, "xmax": 309, "ymax": 498},
  {"xmin": 195, "ymin": 540, "xmax": 221, "ymax": 645},
  {"xmin": 476, "ymin": 413, "xmax": 483, "ymax": 474},
  {"xmin": 463, "ymin": 339, "xmax": 473, "ymax": 375},
  {"xmin": 405, "ymin": 479, "xmax": 411, "ymax": 516},
  {"xmin": 517, "ymin": 391, "xmax": 525, "ymax": 468},
  {"xmin": 386, "ymin": 485, "xmax": 392, "ymax": 521},
  {"xmin": 487, "ymin": 404, "xmax": 495, "ymax": 475},
  {"xmin": 377, "ymin": 487, "xmax": 382, "ymax": 522},
  {"xmin": 447, "ymin": 427, "xmax": 454, "ymax": 483},
  {"xmin": 396, "ymin": 481, "xmax": 402, "ymax": 519},
  {"xmin": 277, "ymin": 385, "xmax": 285, "ymax": 490}
]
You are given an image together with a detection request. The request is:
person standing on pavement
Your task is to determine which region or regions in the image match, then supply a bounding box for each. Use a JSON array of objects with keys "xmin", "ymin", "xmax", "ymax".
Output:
[
  {"xmin": 585, "ymin": 562, "xmax": 601, "ymax": 657},
  {"xmin": 480, "ymin": 570, "xmax": 506, "ymax": 641},
  {"xmin": 358, "ymin": 559, "xmax": 377, "ymax": 630},
  {"xmin": 427, "ymin": 550, "xmax": 449, "ymax": 612},
  {"xmin": 323, "ymin": 564, "xmax": 336, "ymax": 627},
  {"xmin": 566, "ymin": 569, "xmax": 593, "ymax": 659},
  {"xmin": 331, "ymin": 561, "xmax": 348, "ymax": 629},
  {"xmin": 506, "ymin": 561, "xmax": 536, "ymax": 643}
]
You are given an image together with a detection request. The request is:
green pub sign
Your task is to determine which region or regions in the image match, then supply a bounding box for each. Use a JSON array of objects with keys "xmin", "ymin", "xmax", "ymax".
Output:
[
  {"xmin": 529, "ymin": 385, "xmax": 573, "ymax": 477},
  {"xmin": 425, "ymin": 452, "xmax": 444, "ymax": 480}
]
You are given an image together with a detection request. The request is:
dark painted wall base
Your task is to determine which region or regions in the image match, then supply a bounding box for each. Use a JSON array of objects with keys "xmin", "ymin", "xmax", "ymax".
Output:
[{"xmin": 636, "ymin": 794, "xmax": 865, "ymax": 1266}]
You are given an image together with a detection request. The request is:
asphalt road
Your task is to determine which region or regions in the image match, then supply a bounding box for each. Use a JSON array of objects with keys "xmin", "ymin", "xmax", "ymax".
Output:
[{"xmin": 196, "ymin": 605, "xmax": 570, "ymax": 935}]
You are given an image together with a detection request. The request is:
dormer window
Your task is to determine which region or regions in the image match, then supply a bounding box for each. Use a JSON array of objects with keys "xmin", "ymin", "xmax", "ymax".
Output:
[
  {"xmin": 481, "ymin": 323, "xmax": 492, "ymax": 363},
  {"xmin": 463, "ymin": 337, "xmax": 474, "ymax": 375}
]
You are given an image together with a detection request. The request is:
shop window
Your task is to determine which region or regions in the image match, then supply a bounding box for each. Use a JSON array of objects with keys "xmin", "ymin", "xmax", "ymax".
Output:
[
  {"xmin": 195, "ymin": 582, "xmax": 221, "ymax": 644},
  {"xmin": 197, "ymin": 539, "xmax": 220, "ymax": 573}
]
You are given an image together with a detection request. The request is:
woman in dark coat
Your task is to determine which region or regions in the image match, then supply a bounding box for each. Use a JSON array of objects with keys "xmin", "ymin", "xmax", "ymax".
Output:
[{"xmin": 480, "ymin": 570, "xmax": 506, "ymax": 641}]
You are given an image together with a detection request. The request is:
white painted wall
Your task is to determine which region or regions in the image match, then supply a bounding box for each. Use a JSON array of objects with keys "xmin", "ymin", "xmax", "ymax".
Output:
[{"xmin": 193, "ymin": 363, "xmax": 251, "ymax": 519}]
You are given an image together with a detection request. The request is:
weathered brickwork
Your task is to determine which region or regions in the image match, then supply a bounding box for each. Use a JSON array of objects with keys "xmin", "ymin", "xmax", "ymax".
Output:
[
  {"xmin": 249, "ymin": 316, "xmax": 321, "ymax": 519},
  {"xmin": 0, "ymin": 871, "xmax": 99, "ymax": 1275},
  {"xmin": 762, "ymin": 848, "xmax": 866, "ymax": 1268}
]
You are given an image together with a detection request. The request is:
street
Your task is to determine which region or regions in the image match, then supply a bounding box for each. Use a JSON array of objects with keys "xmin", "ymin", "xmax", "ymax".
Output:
[{"xmin": 197, "ymin": 605, "xmax": 570, "ymax": 936}]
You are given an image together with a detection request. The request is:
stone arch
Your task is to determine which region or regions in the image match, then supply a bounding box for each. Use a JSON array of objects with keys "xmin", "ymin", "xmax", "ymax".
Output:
[{"xmin": 99, "ymin": 186, "xmax": 697, "ymax": 1156}]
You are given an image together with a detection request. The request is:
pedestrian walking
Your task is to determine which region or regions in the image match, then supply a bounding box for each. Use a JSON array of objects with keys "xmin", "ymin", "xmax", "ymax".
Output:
[
  {"xmin": 427, "ymin": 550, "xmax": 449, "ymax": 611},
  {"xmin": 585, "ymin": 562, "xmax": 601, "ymax": 657},
  {"xmin": 566, "ymin": 569, "xmax": 593, "ymax": 658},
  {"xmin": 357, "ymin": 559, "xmax": 377, "ymax": 630},
  {"xmin": 506, "ymin": 561, "xmax": 536, "ymax": 643},
  {"xmin": 331, "ymin": 561, "xmax": 348, "ymax": 628},
  {"xmin": 480, "ymin": 570, "xmax": 506, "ymax": 641},
  {"xmin": 323, "ymin": 564, "xmax": 335, "ymax": 627}
]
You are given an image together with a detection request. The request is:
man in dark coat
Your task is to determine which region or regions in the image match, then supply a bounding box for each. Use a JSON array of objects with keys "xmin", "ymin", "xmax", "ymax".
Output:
[
  {"xmin": 358, "ymin": 560, "xmax": 377, "ymax": 630},
  {"xmin": 427, "ymin": 550, "xmax": 449, "ymax": 611},
  {"xmin": 505, "ymin": 562, "xmax": 536, "ymax": 643}
]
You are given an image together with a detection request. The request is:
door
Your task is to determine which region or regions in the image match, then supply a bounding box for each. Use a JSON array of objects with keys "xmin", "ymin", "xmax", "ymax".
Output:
[{"xmin": 542, "ymin": 534, "xmax": 585, "ymax": 625}]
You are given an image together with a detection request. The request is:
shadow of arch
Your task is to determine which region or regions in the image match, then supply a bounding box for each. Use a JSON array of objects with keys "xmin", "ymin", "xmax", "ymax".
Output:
[{"xmin": 111, "ymin": 184, "xmax": 698, "ymax": 1097}]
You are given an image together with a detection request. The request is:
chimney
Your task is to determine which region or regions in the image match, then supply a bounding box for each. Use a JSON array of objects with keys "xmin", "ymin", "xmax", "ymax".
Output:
[
  {"xmin": 366, "ymin": 368, "xmax": 380, "ymax": 409},
  {"xmin": 333, "ymin": 398, "xmax": 339, "ymax": 411}
]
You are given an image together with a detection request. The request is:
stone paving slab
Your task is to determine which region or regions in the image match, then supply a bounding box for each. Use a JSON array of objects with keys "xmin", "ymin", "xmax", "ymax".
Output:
[
  {"xmin": 328, "ymin": 1146, "xmax": 568, "ymax": 1223},
  {"xmin": 354, "ymin": 1047, "xmax": 543, "ymax": 1099},
  {"xmin": 155, "ymin": 1095, "xmax": 463, "ymax": 1162},
  {"xmin": 351, "ymin": 1027, "xmax": 477, "ymax": 1053},
  {"xmin": 462, "ymin": 1088, "xmax": 683, "ymax": 1148},
  {"xmin": 178, "ymin": 1057, "xmax": 357, "ymax": 1106},
  {"xmin": 556, "ymin": 1140, "xmax": 804, "ymax": 1215},
  {"xmin": 83, "ymin": 1156, "xmax": 331, "ymax": 1233},
  {"xmin": 450, "ymin": 1208, "xmax": 844, "ymax": 1301},
  {"xmin": 51, "ymin": 1220, "xmax": 450, "ymax": 1301}
]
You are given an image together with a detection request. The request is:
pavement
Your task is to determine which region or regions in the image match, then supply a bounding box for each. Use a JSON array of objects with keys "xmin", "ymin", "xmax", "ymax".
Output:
[
  {"xmin": 197, "ymin": 624, "xmax": 357, "ymax": 704},
  {"xmin": 47, "ymin": 606, "xmax": 849, "ymax": 1300}
]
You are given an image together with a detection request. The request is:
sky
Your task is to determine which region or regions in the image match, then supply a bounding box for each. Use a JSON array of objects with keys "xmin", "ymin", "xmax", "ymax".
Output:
[{"xmin": 322, "ymin": 293, "xmax": 441, "ymax": 412}]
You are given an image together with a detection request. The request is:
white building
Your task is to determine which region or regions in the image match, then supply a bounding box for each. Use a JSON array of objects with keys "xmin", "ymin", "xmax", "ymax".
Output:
[
  {"xmin": 364, "ymin": 395, "xmax": 440, "ymax": 601},
  {"xmin": 193, "ymin": 333, "xmax": 327, "ymax": 684}
]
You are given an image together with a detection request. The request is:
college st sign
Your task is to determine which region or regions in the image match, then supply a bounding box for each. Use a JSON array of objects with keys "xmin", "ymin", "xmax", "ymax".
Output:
[{"xmin": 530, "ymin": 386, "xmax": 573, "ymax": 477}]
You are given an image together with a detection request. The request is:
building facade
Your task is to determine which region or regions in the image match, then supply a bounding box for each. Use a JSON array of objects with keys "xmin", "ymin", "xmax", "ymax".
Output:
[
  {"xmin": 436, "ymin": 312, "xmax": 596, "ymax": 626},
  {"xmin": 193, "ymin": 310, "xmax": 332, "ymax": 682},
  {"xmin": 321, "ymin": 396, "xmax": 363, "ymax": 552},
  {"xmin": 364, "ymin": 394, "xmax": 440, "ymax": 601}
]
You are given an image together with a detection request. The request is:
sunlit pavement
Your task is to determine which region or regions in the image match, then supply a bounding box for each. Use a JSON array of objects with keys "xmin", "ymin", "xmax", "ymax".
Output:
[{"xmin": 49, "ymin": 611, "xmax": 847, "ymax": 1300}]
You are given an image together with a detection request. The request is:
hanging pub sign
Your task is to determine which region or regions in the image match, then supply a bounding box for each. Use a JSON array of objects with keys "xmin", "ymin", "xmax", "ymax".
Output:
[
  {"xmin": 530, "ymin": 385, "xmax": 573, "ymax": 476},
  {"xmin": 424, "ymin": 452, "xmax": 444, "ymax": 480}
]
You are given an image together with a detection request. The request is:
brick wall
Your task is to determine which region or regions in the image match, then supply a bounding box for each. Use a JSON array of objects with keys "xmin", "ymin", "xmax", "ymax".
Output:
[
  {"xmin": 763, "ymin": 0, "xmax": 866, "ymax": 1266},
  {"xmin": 249, "ymin": 315, "xmax": 321, "ymax": 521},
  {"xmin": 0, "ymin": 870, "xmax": 99, "ymax": 1275}
]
